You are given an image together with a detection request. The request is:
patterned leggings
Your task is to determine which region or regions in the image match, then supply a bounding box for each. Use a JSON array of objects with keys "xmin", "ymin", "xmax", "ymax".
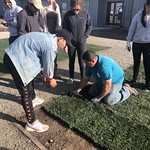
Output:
[{"xmin": 3, "ymin": 53, "xmax": 36, "ymax": 123}]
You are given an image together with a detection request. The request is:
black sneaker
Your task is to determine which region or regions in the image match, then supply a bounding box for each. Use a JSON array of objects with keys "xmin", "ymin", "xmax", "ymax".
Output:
[
  {"xmin": 144, "ymin": 86, "xmax": 150, "ymax": 92},
  {"xmin": 130, "ymin": 79, "xmax": 137, "ymax": 85}
]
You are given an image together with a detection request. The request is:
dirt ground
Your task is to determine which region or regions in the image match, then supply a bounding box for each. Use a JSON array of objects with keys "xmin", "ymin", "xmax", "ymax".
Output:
[
  {"xmin": 19, "ymin": 107, "xmax": 104, "ymax": 150},
  {"xmin": 0, "ymin": 26, "xmax": 131, "ymax": 150},
  {"xmin": 17, "ymin": 75, "xmax": 103, "ymax": 150}
]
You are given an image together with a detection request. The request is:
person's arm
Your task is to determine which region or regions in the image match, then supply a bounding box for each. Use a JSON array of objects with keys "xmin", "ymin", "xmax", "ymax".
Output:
[
  {"xmin": 42, "ymin": 50, "xmax": 56, "ymax": 79},
  {"xmin": 98, "ymin": 79, "xmax": 112, "ymax": 99},
  {"xmin": 91, "ymin": 79, "xmax": 112, "ymax": 103},
  {"xmin": 78, "ymin": 76, "xmax": 90, "ymax": 92},
  {"xmin": 17, "ymin": 10, "xmax": 27, "ymax": 35},
  {"xmin": 62, "ymin": 12, "xmax": 69, "ymax": 30},
  {"xmin": 38, "ymin": 8, "xmax": 48, "ymax": 32},
  {"xmin": 126, "ymin": 14, "xmax": 138, "ymax": 42},
  {"xmin": 42, "ymin": 46, "xmax": 58, "ymax": 87},
  {"xmin": 9, "ymin": 7, "xmax": 23, "ymax": 28},
  {"xmin": 56, "ymin": 4, "xmax": 62, "ymax": 28},
  {"xmin": 71, "ymin": 76, "xmax": 90, "ymax": 96},
  {"xmin": 84, "ymin": 11, "xmax": 92, "ymax": 38}
]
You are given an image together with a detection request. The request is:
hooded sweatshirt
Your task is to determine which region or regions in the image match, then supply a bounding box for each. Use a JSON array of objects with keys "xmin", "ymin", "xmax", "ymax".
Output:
[
  {"xmin": 39, "ymin": 3, "xmax": 61, "ymax": 33},
  {"xmin": 4, "ymin": 0, "xmax": 22, "ymax": 36},
  {"xmin": 126, "ymin": 9, "xmax": 150, "ymax": 43}
]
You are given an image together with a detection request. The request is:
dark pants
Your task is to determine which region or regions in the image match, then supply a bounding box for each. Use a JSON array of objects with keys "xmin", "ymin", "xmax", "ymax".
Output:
[
  {"xmin": 3, "ymin": 53, "xmax": 36, "ymax": 123},
  {"xmin": 68, "ymin": 42, "xmax": 87, "ymax": 79},
  {"xmin": 9, "ymin": 36, "xmax": 19, "ymax": 45},
  {"xmin": 132, "ymin": 42, "xmax": 150, "ymax": 87}
]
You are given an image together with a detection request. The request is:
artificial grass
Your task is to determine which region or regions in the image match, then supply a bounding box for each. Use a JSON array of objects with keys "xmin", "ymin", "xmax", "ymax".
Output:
[
  {"xmin": 0, "ymin": 39, "xmax": 9, "ymax": 75},
  {"xmin": 57, "ymin": 44, "xmax": 109, "ymax": 61},
  {"xmin": 43, "ymin": 65, "xmax": 150, "ymax": 150}
]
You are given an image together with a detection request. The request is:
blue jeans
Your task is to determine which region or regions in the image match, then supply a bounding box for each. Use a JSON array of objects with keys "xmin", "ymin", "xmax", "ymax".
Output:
[{"xmin": 89, "ymin": 81, "xmax": 130, "ymax": 105}]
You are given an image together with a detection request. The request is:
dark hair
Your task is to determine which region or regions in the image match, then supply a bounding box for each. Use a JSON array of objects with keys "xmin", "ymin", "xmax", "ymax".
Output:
[
  {"xmin": 70, "ymin": 0, "xmax": 84, "ymax": 8},
  {"xmin": 52, "ymin": 1, "xmax": 57, "ymax": 10},
  {"xmin": 82, "ymin": 50, "xmax": 96, "ymax": 61},
  {"xmin": 141, "ymin": 0, "xmax": 150, "ymax": 27}
]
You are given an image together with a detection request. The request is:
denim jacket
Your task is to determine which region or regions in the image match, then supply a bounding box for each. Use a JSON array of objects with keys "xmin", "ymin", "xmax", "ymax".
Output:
[{"xmin": 5, "ymin": 32, "xmax": 58, "ymax": 86}]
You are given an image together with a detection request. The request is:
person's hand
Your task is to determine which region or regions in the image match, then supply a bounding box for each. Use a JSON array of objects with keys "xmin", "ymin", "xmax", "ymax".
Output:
[
  {"xmin": 69, "ymin": 90, "xmax": 79, "ymax": 97},
  {"xmin": 46, "ymin": 78, "xmax": 57, "ymax": 87},
  {"xmin": 1, "ymin": 21, "xmax": 7, "ymax": 27},
  {"xmin": 91, "ymin": 97, "xmax": 102, "ymax": 103},
  {"xmin": 64, "ymin": 45, "xmax": 68, "ymax": 53},
  {"xmin": 126, "ymin": 41, "xmax": 131, "ymax": 51}
]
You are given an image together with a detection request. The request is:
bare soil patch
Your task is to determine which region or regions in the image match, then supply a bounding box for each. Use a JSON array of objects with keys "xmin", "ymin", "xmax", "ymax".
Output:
[{"xmin": 19, "ymin": 107, "xmax": 103, "ymax": 150}]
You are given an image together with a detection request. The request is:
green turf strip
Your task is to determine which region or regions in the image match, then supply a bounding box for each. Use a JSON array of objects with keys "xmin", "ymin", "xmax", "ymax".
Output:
[
  {"xmin": 43, "ymin": 65, "xmax": 150, "ymax": 150},
  {"xmin": 43, "ymin": 97, "xmax": 150, "ymax": 150}
]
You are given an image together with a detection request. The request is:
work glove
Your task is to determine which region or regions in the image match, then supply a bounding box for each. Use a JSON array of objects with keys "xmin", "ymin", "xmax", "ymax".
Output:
[
  {"xmin": 91, "ymin": 97, "xmax": 102, "ymax": 103},
  {"xmin": 126, "ymin": 41, "xmax": 131, "ymax": 51},
  {"xmin": 69, "ymin": 90, "xmax": 79, "ymax": 97}
]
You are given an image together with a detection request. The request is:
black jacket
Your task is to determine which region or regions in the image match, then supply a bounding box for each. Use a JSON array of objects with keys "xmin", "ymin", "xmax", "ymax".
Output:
[{"xmin": 62, "ymin": 9, "xmax": 92, "ymax": 44}]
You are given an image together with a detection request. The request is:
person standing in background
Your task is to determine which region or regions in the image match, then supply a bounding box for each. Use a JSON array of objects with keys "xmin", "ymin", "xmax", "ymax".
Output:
[
  {"xmin": 126, "ymin": 0, "xmax": 150, "ymax": 91},
  {"xmin": 39, "ymin": 0, "xmax": 61, "ymax": 33},
  {"xmin": 17, "ymin": 0, "xmax": 44, "ymax": 107},
  {"xmin": 17, "ymin": 0, "xmax": 43, "ymax": 35},
  {"xmin": 1, "ymin": 0, "xmax": 22, "ymax": 44},
  {"xmin": 62, "ymin": 0, "xmax": 92, "ymax": 85},
  {"xmin": 38, "ymin": 0, "xmax": 62, "ymax": 78}
]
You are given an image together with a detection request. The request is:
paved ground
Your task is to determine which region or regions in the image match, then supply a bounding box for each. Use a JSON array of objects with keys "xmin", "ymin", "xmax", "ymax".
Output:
[{"xmin": 0, "ymin": 28, "xmax": 133, "ymax": 150}]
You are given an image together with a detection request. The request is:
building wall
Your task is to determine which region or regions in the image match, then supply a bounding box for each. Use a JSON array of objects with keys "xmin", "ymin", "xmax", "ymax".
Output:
[
  {"xmin": 0, "ymin": 0, "xmax": 147, "ymax": 28},
  {"xmin": 123, "ymin": 0, "xmax": 146, "ymax": 28}
]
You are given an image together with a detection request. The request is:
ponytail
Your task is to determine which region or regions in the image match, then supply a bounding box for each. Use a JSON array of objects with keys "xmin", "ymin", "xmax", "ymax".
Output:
[{"xmin": 141, "ymin": 4, "xmax": 147, "ymax": 27}]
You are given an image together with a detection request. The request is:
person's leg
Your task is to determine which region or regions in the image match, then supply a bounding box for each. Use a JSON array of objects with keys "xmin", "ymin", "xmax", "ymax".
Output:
[
  {"xmin": 68, "ymin": 46, "xmax": 76, "ymax": 79},
  {"xmin": 3, "ymin": 53, "xmax": 49, "ymax": 132},
  {"xmin": 3, "ymin": 53, "xmax": 36, "ymax": 123},
  {"xmin": 77, "ymin": 42, "xmax": 87, "ymax": 79},
  {"xmin": 132, "ymin": 43, "xmax": 142, "ymax": 82},
  {"xmin": 142, "ymin": 43, "xmax": 150, "ymax": 89},
  {"xmin": 89, "ymin": 81, "xmax": 103, "ymax": 97},
  {"xmin": 53, "ymin": 55, "xmax": 58, "ymax": 77},
  {"xmin": 104, "ymin": 84, "xmax": 131, "ymax": 105}
]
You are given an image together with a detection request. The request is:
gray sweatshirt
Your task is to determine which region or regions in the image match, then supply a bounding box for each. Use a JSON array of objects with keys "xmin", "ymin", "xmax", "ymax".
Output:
[{"xmin": 126, "ymin": 9, "xmax": 150, "ymax": 43}]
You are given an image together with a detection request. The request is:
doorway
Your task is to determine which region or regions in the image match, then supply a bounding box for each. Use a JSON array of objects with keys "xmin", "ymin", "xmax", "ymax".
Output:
[{"xmin": 106, "ymin": 1, "xmax": 123, "ymax": 26}]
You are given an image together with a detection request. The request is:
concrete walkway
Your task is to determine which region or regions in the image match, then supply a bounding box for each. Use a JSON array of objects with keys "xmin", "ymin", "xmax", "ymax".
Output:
[
  {"xmin": 0, "ymin": 31, "xmax": 9, "ymax": 39},
  {"xmin": 0, "ymin": 31, "xmax": 133, "ymax": 150}
]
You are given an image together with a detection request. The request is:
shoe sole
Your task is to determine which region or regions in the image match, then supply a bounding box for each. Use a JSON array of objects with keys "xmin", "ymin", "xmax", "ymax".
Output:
[
  {"xmin": 125, "ymin": 84, "xmax": 138, "ymax": 96},
  {"xmin": 25, "ymin": 126, "xmax": 49, "ymax": 132},
  {"xmin": 33, "ymin": 100, "xmax": 44, "ymax": 108}
]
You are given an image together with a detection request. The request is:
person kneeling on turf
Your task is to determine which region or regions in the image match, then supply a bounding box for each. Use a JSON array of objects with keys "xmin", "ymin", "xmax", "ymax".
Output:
[{"xmin": 70, "ymin": 50, "xmax": 138, "ymax": 105}]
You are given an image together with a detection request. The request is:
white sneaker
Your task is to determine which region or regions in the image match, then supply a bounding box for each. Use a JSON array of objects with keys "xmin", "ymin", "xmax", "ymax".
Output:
[
  {"xmin": 25, "ymin": 119, "xmax": 49, "ymax": 132},
  {"xmin": 66, "ymin": 78, "xmax": 74, "ymax": 85},
  {"xmin": 125, "ymin": 83, "xmax": 138, "ymax": 96},
  {"xmin": 32, "ymin": 96, "xmax": 44, "ymax": 108}
]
